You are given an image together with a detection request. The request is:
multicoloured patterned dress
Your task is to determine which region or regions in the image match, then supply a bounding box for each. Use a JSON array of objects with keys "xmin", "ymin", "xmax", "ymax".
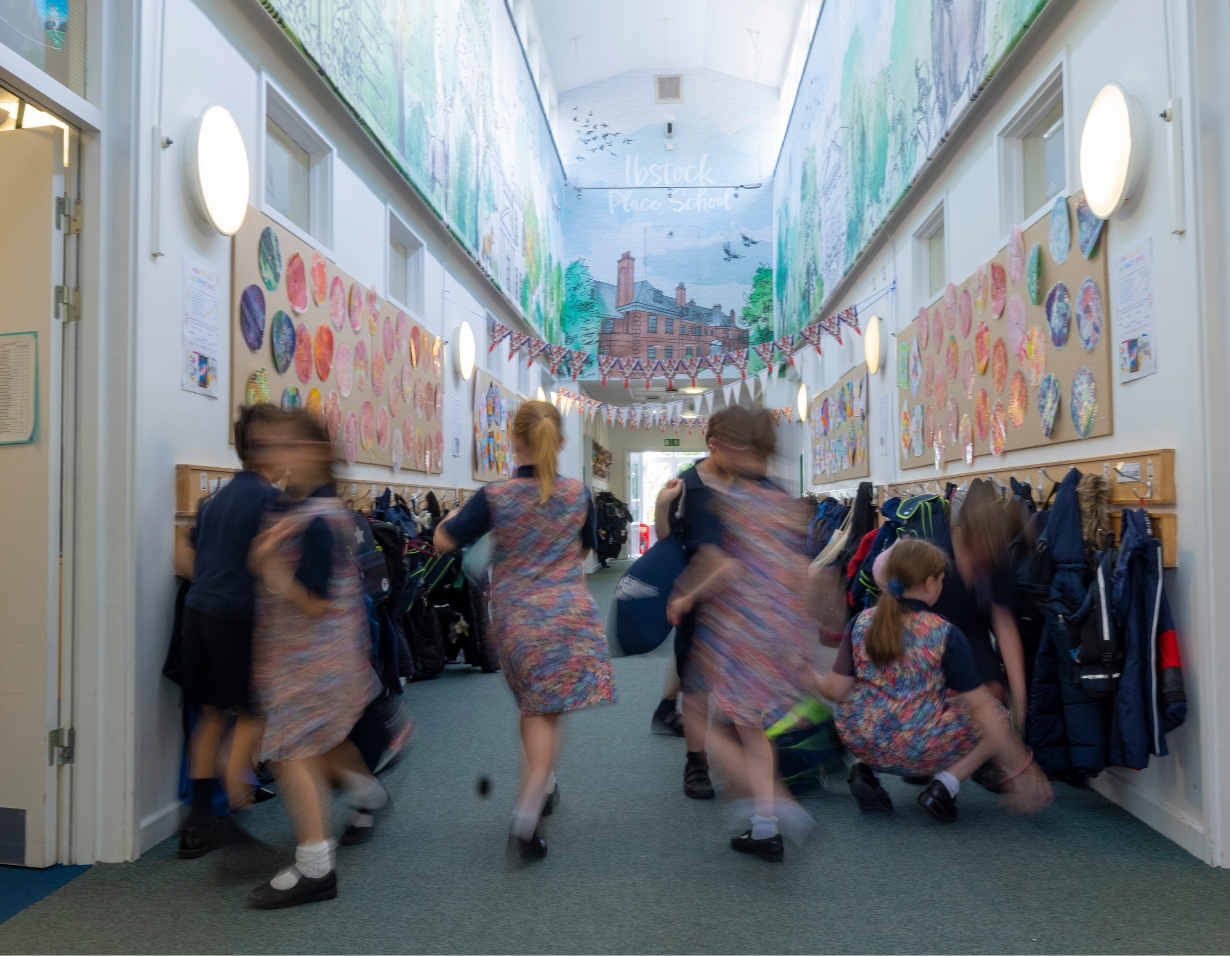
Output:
[
  {"xmin": 690, "ymin": 476, "xmax": 816, "ymax": 728},
  {"xmin": 483, "ymin": 474, "xmax": 616, "ymax": 716},
  {"xmin": 253, "ymin": 496, "xmax": 379, "ymax": 762},
  {"xmin": 835, "ymin": 607, "xmax": 979, "ymax": 775}
]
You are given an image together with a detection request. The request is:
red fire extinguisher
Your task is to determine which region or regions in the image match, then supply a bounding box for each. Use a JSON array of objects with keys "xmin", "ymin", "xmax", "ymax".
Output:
[{"xmin": 638, "ymin": 523, "xmax": 650, "ymax": 555}]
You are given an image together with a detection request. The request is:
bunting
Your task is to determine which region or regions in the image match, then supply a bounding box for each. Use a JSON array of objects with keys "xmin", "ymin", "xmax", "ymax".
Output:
[{"xmin": 489, "ymin": 321, "xmax": 512, "ymax": 352}]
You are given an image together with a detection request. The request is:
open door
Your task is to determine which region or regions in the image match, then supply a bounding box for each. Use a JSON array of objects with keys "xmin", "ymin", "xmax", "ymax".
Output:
[{"xmin": 0, "ymin": 126, "xmax": 67, "ymax": 867}]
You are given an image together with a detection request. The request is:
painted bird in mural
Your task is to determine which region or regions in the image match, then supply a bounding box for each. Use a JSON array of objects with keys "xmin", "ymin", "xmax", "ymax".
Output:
[
  {"xmin": 740, "ymin": 231, "xmax": 761, "ymax": 247},
  {"xmin": 722, "ymin": 242, "xmax": 744, "ymax": 262}
]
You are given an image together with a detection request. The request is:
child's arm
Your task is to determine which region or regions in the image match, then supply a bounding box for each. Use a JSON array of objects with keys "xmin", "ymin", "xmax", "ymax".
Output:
[{"xmin": 666, "ymin": 544, "xmax": 735, "ymax": 625}]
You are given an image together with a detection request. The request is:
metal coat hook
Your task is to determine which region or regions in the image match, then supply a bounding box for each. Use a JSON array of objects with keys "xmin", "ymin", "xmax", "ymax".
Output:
[{"xmin": 1107, "ymin": 459, "xmax": 1154, "ymax": 501}]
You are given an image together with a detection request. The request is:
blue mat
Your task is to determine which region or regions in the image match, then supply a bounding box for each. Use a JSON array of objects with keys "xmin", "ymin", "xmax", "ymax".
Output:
[{"xmin": 0, "ymin": 864, "xmax": 90, "ymax": 924}]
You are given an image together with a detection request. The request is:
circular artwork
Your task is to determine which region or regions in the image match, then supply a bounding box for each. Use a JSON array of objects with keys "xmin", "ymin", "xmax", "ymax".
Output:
[
  {"xmin": 910, "ymin": 404, "xmax": 924, "ymax": 458},
  {"xmin": 382, "ymin": 316, "xmax": 395, "ymax": 363},
  {"xmin": 819, "ymin": 398, "xmax": 830, "ymax": 436},
  {"xmin": 974, "ymin": 263, "xmax": 987, "ymax": 313},
  {"xmin": 389, "ymin": 369, "xmax": 403, "ymax": 416},
  {"xmin": 294, "ymin": 323, "xmax": 312, "ymax": 383},
  {"xmin": 917, "ymin": 307, "xmax": 929, "ymax": 350},
  {"xmin": 1045, "ymin": 282, "xmax": 1071, "ymax": 348},
  {"xmin": 396, "ymin": 312, "xmax": 410, "ymax": 355},
  {"xmin": 1018, "ymin": 326, "xmax": 1046, "ymax": 387},
  {"xmin": 377, "ymin": 405, "xmax": 390, "ymax": 450},
  {"xmin": 424, "ymin": 382, "xmax": 435, "ymax": 421},
  {"xmin": 410, "ymin": 325, "xmax": 421, "ymax": 368},
  {"xmin": 348, "ymin": 283, "xmax": 364, "ymax": 333},
  {"xmin": 959, "ymin": 414, "xmax": 974, "ymax": 465},
  {"xmin": 946, "ymin": 398, "xmax": 959, "ymax": 444},
  {"xmin": 1076, "ymin": 278, "xmax": 1103, "ymax": 350},
  {"xmin": 435, "ymin": 432, "xmax": 444, "ymax": 470},
  {"xmin": 423, "ymin": 430, "xmax": 432, "ymax": 472},
  {"xmin": 343, "ymin": 411, "xmax": 358, "ymax": 464},
  {"xmin": 325, "ymin": 392, "xmax": 341, "ymax": 442},
  {"xmin": 1076, "ymin": 194, "xmax": 1104, "ymax": 259},
  {"xmin": 415, "ymin": 426, "xmax": 425, "ymax": 470},
  {"xmin": 974, "ymin": 322, "xmax": 990, "ymax": 374},
  {"xmin": 245, "ymin": 368, "xmax": 269, "ymax": 405},
  {"xmin": 990, "ymin": 262, "xmax": 1007, "ymax": 318},
  {"xmin": 414, "ymin": 380, "xmax": 425, "ymax": 419},
  {"xmin": 372, "ymin": 350, "xmax": 386, "ymax": 397},
  {"xmin": 360, "ymin": 401, "xmax": 375, "ymax": 450},
  {"xmin": 432, "ymin": 336, "xmax": 443, "ymax": 376},
  {"xmin": 1007, "ymin": 227, "xmax": 1025, "ymax": 285},
  {"xmin": 992, "ymin": 338, "xmax": 1009, "ymax": 393},
  {"xmin": 923, "ymin": 354, "xmax": 934, "ymax": 396},
  {"xmin": 366, "ymin": 288, "xmax": 380, "ymax": 332},
  {"xmin": 962, "ymin": 349, "xmax": 976, "ymax": 399},
  {"xmin": 908, "ymin": 337, "xmax": 922, "ymax": 396},
  {"xmin": 240, "ymin": 285, "xmax": 266, "ymax": 352},
  {"xmin": 931, "ymin": 310, "xmax": 943, "ymax": 353},
  {"xmin": 401, "ymin": 417, "xmax": 414, "ymax": 466},
  {"xmin": 335, "ymin": 342, "xmax": 352, "ymax": 397},
  {"xmin": 1027, "ymin": 242, "xmax": 1042, "ymax": 305},
  {"xmin": 314, "ymin": 325, "xmax": 334, "ymax": 380},
  {"xmin": 285, "ymin": 253, "xmax": 308, "ymax": 314},
  {"xmin": 945, "ymin": 336, "xmax": 959, "ymax": 383},
  {"xmin": 943, "ymin": 283, "xmax": 958, "ymax": 330},
  {"xmin": 934, "ymin": 376, "xmax": 947, "ymax": 413},
  {"xmin": 280, "ymin": 386, "xmax": 301, "ymax": 410},
  {"xmin": 391, "ymin": 429, "xmax": 404, "ymax": 472},
  {"xmin": 329, "ymin": 276, "xmax": 346, "ymax": 331},
  {"xmin": 258, "ymin": 227, "xmax": 281, "ymax": 291},
  {"xmin": 975, "ymin": 388, "xmax": 990, "ymax": 441},
  {"xmin": 353, "ymin": 340, "xmax": 369, "ymax": 392},
  {"xmin": 959, "ymin": 288, "xmax": 973, "ymax": 338},
  {"xmin": 270, "ymin": 310, "xmax": 295, "ymax": 374},
  {"xmin": 306, "ymin": 387, "xmax": 323, "ymax": 419},
  {"xmin": 402, "ymin": 363, "xmax": 413, "ymax": 402},
  {"xmin": 435, "ymin": 383, "xmax": 444, "ymax": 420},
  {"xmin": 1007, "ymin": 294, "xmax": 1027, "ymax": 355},
  {"xmin": 900, "ymin": 406, "xmax": 911, "ymax": 458},
  {"xmin": 1009, "ymin": 371, "xmax": 1028, "ymax": 428},
  {"xmin": 1038, "ymin": 373, "xmax": 1061, "ymax": 438},
  {"xmin": 310, "ymin": 253, "xmax": 328, "ymax": 305},
  {"xmin": 1070, "ymin": 366, "xmax": 1097, "ymax": 437},
  {"xmin": 925, "ymin": 405, "xmax": 935, "ymax": 449},
  {"xmin": 990, "ymin": 401, "xmax": 1007, "ymax": 456},
  {"xmin": 1049, "ymin": 195, "xmax": 1070, "ymax": 265}
]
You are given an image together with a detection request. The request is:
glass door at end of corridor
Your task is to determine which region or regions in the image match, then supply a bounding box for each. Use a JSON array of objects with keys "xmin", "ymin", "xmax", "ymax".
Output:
[{"xmin": 630, "ymin": 451, "xmax": 705, "ymax": 547}]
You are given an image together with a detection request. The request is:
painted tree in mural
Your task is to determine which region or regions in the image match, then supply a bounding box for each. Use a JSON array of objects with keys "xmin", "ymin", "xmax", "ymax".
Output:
[
  {"xmin": 562, "ymin": 260, "xmax": 601, "ymax": 355},
  {"xmin": 743, "ymin": 265, "xmax": 775, "ymax": 373}
]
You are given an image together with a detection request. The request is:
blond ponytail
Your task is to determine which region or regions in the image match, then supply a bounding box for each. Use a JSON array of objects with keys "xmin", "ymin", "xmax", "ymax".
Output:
[{"xmin": 514, "ymin": 400, "xmax": 563, "ymax": 503}]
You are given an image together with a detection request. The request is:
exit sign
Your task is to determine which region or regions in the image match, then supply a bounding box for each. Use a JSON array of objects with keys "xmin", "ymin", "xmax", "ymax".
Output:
[{"xmin": 664, "ymin": 438, "xmax": 681, "ymax": 446}]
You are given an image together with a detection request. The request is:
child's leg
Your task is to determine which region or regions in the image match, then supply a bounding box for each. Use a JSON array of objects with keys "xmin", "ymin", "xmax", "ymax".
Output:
[
  {"xmin": 224, "ymin": 712, "xmax": 264, "ymax": 810},
  {"xmin": 189, "ymin": 706, "xmax": 226, "ymax": 780},
  {"xmin": 275, "ymin": 756, "xmax": 330, "ymax": 846},
  {"xmin": 734, "ymin": 723, "xmax": 776, "ymax": 828},
  {"xmin": 513, "ymin": 713, "xmax": 559, "ymax": 838}
]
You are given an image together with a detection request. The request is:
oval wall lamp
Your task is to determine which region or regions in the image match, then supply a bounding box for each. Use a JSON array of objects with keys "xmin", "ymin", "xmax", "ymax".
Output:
[
  {"xmin": 1080, "ymin": 83, "xmax": 1149, "ymax": 219},
  {"xmin": 864, "ymin": 313, "xmax": 882, "ymax": 374},
  {"xmin": 456, "ymin": 321, "xmax": 476, "ymax": 381},
  {"xmin": 535, "ymin": 386, "xmax": 547, "ymax": 402},
  {"xmin": 185, "ymin": 104, "xmax": 250, "ymax": 236},
  {"xmin": 797, "ymin": 383, "xmax": 809, "ymax": 422}
]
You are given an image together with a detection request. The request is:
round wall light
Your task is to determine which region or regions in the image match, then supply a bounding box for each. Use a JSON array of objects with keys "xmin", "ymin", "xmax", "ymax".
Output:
[
  {"xmin": 456, "ymin": 321, "xmax": 476, "ymax": 381},
  {"xmin": 864, "ymin": 313, "xmax": 882, "ymax": 374},
  {"xmin": 1080, "ymin": 83, "xmax": 1148, "ymax": 219},
  {"xmin": 185, "ymin": 105, "xmax": 250, "ymax": 236},
  {"xmin": 797, "ymin": 383, "xmax": 809, "ymax": 422},
  {"xmin": 535, "ymin": 386, "xmax": 547, "ymax": 402}
]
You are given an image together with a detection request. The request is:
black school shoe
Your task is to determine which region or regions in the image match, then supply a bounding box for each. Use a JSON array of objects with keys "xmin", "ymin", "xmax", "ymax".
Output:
[
  {"xmin": 917, "ymin": 780, "xmax": 959, "ymax": 822},
  {"xmin": 684, "ymin": 752, "xmax": 716, "ymax": 800},
  {"xmin": 902, "ymin": 775, "xmax": 934, "ymax": 786},
  {"xmin": 541, "ymin": 785, "xmax": 560, "ymax": 817},
  {"xmin": 847, "ymin": 763, "xmax": 893, "ymax": 811},
  {"xmin": 508, "ymin": 830, "xmax": 548, "ymax": 861},
  {"xmin": 651, "ymin": 709, "xmax": 686, "ymax": 736},
  {"xmin": 730, "ymin": 831, "xmax": 784, "ymax": 862},
  {"xmin": 248, "ymin": 867, "xmax": 337, "ymax": 909},
  {"xmin": 178, "ymin": 816, "xmax": 250, "ymax": 859}
]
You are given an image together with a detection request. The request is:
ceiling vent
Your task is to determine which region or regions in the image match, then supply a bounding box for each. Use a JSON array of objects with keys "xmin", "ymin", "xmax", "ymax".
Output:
[{"xmin": 655, "ymin": 74, "xmax": 683, "ymax": 104}]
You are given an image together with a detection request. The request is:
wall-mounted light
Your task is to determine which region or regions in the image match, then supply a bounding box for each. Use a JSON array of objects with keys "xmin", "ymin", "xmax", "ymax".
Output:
[
  {"xmin": 535, "ymin": 386, "xmax": 547, "ymax": 402},
  {"xmin": 797, "ymin": 383, "xmax": 809, "ymax": 422},
  {"xmin": 185, "ymin": 104, "xmax": 250, "ymax": 236},
  {"xmin": 455, "ymin": 321, "xmax": 476, "ymax": 381},
  {"xmin": 864, "ymin": 313, "xmax": 882, "ymax": 374},
  {"xmin": 1080, "ymin": 83, "xmax": 1148, "ymax": 219}
]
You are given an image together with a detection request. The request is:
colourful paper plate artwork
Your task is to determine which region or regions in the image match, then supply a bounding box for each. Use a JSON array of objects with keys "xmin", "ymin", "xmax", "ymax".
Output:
[
  {"xmin": 945, "ymin": 336, "xmax": 959, "ymax": 383},
  {"xmin": 314, "ymin": 325, "xmax": 334, "ymax": 380},
  {"xmin": 1049, "ymin": 195, "xmax": 1070, "ymax": 264},
  {"xmin": 1009, "ymin": 372, "xmax": 1028, "ymax": 428},
  {"xmin": 990, "ymin": 401, "xmax": 1007, "ymax": 456},
  {"xmin": 900, "ymin": 406, "xmax": 911, "ymax": 458},
  {"xmin": 348, "ymin": 283, "xmax": 364, "ymax": 333},
  {"xmin": 329, "ymin": 276, "xmax": 346, "ymax": 331},
  {"xmin": 1037, "ymin": 373, "xmax": 1061, "ymax": 438},
  {"xmin": 1075, "ymin": 194, "xmax": 1104, "ymax": 259},
  {"xmin": 974, "ymin": 322, "xmax": 990, "ymax": 374},
  {"xmin": 1018, "ymin": 326, "xmax": 1046, "ymax": 387},
  {"xmin": 343, "ymin": 411, "xmax": 359, "ymax": 464},
  {"xmin": 285, "ymin": 253, "xmax": 308, "ymax": 314},
  {"xmin": 335, "ymin": 342, "xmax": 352, "ymax": 397},
  {"xmin": 366, "ymin": 288, "xmax": 380, "ymax": 332},
  {"xmin": 410, "ymin": 325, "xmax": 421, "ymax": 368},
  {"xmin": 414, "ymin": 380, "xmax": 425, "ymax": 419},
  {"xmin": 389, "ymin": 370, "xmax": 403, "ymax": 417},
  {"xmin": 1070, "ymin": 366, "xmax": 1097, "ymax": 438},
  {"xmin": 294, "ymin": 323, "xmax": 312, "ymax": 383},
  {"xmin": 310, "ymin": 253, "xmax": 328, "ymax": 305},
  {"xmin": 372, "ymin": 350, "xmax": 386, "ymax": 397},
  {"xmin": 401, "ymin": 363, "xmax": 413, "ymax": 402},
  {"xmin": 975, "ymin": 389, "xmax": 990, "ymax": 441},
  {"xmin": 401, "ymin": 417, "xmax": 414, "ymax": 466},
  {"xmin": 391, "ymin": 429, "xmax": 404, "ymax": 472},
  {"xmin": 1027, "ymin": 242, "xmax": 1042, "ymax": 305},
  {"xmin": 1007, "ymin": 227, "xmax": 1025, "ymax": 285},
  {"xmin": 258, "ymin": 227, "xmax": 281, "ymax": 291},
  {"xmin": 990, "ymin": 262, "xmax": 1007, "ymax": 318},
  {"xmin": 270, "ymin": 310, "xmax": 295, "ymax": 374},
  {"xmin": 924, "ymin": 405, "xmax": 935, "ymax": 450},
  {"xmin": 1076, "ymin": 278, "xmax": 1103, "ymax": 350},
  {"xmin": 324, "ymin": 392, "xmax": 341, "ymax": 442},
  {"xmin": 946, "ymin": 399, "xmax": 960, "ymax": 444},
  {"xmin": 818, "ymin": 399, "xmax": 830, "ymax": 435},
  {"xmin": 432, "ymin": 337, "xmax": 443, "ymax": 376},
  {"xmin": 959, "ymin": 414, "xmax": 974, "ymax": 465},
  {"xmin": 917, "ymin": 307, "xmax": 929, "ymax": 350},
  {"xmin": 382, "ymin": 316, "xmax": 395, "ymax": 363},
  {"xmin": 306, "ymin": 388, "xmax": 322, "ymax": 419},
  {"xmin": 396, "ymin": 312, "xmax": 410, "ymax": 356},
  {"xmin": 435, "ymin": 383, "xmax": 444, "ymax": 420},
  {"xmin": 1045, "ymin": 282, "xmax": 1071, "ymax": 348},
  {"xmin": 908, "ymin": 338, "xmax": 922, "ymax": 395},
  {"xmin": 923, "ymin": 354, "xmax": 934, "ymax": 396},
  {"xmin": 240, "ymin": 285, "xmax": 266, "ymax": 351},
  {"xmin": 245, "ymin": 368, "xmax": 269, "ymax": 405},
  {"xmin": 280, "ymin": 386, "xmax": 301, "ymax": 410},
  {"xmin": 360, "ymin": 401, "xmax": 375, "ymax": 450},
  {"xmin": 931, "ymin": 310, "xmax": 943, "ymax": 353},
  {"xmin": 376, "ymin": 405, "xmax": 390, "ymax": 450},
  {"xmin": 962, "ymin": 349, "xmax": 976, "ymax": 399},
  {"xmin": 910, "ymin": 404, "xmax": 924, "ymax": 458},
  {"xmin": 958, "ymin": 288, "xmax": 973, "ymax": 339},
  {"xmin": 353, "ymin": 340, "xmax": 369, "ymax": 392},
  {"xmin": 974, "ymin": 263, "xmax": 987, "ymax": 313},
  {"xmin": 991, "ymin": 338, "xmax": 1008, "ymax": 393},
  {"xmin": 934, "ymin": 376, "xmax": 947, "ymax": 413},
  {"xmin": 1006, "ymin": 294, "xmax": 1027, "ymax": 355},
  {"xmin": 943, "ymin": 283, "xmax": 958, "ymax": 330}
]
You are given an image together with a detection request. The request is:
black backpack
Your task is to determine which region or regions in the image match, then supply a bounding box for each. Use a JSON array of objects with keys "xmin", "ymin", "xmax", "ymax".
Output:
[
  {"xmin": 403, "ymin": 595, "xmax": 447, "ymax": 681},
  {"xmin": 368, "ymin": 519, "xmax": 409, "ymax": 612},
  {"xmin": 346, "ymin": 513, "xmax": 392, "ymax": 606},
  {"xmin": 1065, "ymin": 542, "xmax": 1124, "ymax": 700},
  {"xmin": 1011, "ymin": 510, "xmax": 1054, "ymax": 693}
]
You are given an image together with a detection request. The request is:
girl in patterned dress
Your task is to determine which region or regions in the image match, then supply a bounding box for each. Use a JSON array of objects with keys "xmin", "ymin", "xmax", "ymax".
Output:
[
  {"xmin": 436, "ymin": 401, "xmax": 615, "ymax": 860},
  {"xmin": 815, "ymin": 539, "xmax": 1051, "ymax": 823}
]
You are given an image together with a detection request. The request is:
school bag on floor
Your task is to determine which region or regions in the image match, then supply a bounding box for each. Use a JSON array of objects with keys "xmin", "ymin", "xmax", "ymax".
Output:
[
  {"xmin": 347, "ymin": 513, "xmax": 393, "ymax": 606},
  {"xmin": 766, "ymin": 698, "xmax": 845, "ymax": 797}
]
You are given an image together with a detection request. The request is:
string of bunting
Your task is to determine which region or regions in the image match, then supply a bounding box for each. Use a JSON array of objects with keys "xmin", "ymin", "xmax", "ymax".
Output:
[{"xmin": 553, "ymin": 387, "xmax": 805, "ymax": 432}]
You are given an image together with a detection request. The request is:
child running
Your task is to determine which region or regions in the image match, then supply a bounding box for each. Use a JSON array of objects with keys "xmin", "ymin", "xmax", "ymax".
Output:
[
  {"xmin": 816, "ymin": 538, "xmax": 1052, "ymax": 822},
  {"xmin": 435, "ymin": 400, "xmax": 615, "ymax": 861}
]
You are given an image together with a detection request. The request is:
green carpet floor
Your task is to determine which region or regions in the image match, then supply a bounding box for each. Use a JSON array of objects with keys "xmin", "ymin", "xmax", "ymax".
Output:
[{"xmin": 4, "ymin": 560, "xmax": 1230, "ymax": 954}]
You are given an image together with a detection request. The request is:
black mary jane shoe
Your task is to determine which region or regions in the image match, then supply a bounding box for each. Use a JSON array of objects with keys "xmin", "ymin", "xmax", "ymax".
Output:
[
  {"xmin": 247, "ymin": 867, "xmax": 338, "ymax": 909},
  {"xmin": 917, "ymin": 780, "xmax": 959, "ymax": 823},
  {"xmin": 178, "ymin": 816, "xmax": 250, "ymax": 859},
  {"xmin": 541, "ymin": 785, "xmax": 560, "ymax": 818},
  {"xmin": 251, "ymin": 785, "xmax": 277, "ymax": 804},
  {"xmin": 730, "ymin": 830, "xmax": 784, "ymax": 862},
  {"xmin": 902, "ymin": 774, "xmax": 934, "ymax": 786},
  {"xmin": 508, "ymin": 830, "xmax": 548, "ymax": 862},
  {"xmin": 847, "ymin": 763, "xmax": 894, "ymax": 812}
]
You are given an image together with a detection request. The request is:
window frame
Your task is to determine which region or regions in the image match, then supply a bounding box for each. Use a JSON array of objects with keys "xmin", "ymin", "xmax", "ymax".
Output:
[
  {"xmin": 260, "ymin": 76, "xmax": 335, "ymax": 252},
  {"xmin": 913, "ymin": 201, "xmax": 947, "ymax": 306},
  {"xmin": 665, "ymin": 317, "xmax": 674, "ymax": 334},
  {"xmin": 997, "ymin": 56, "xmax": 1070, "ymax": 235},
  {"xmin": 647, "ymin": 346, "xmax": 657, "ymax": 360},
  {"xmin": 602, "ymin": 318, "xmax": 614, "ymax": 334},
  {"xmin": 648, "ymin": 315, "xmax": 658, "ymax": 333},
  {"xmin": 665, "ymin": 346, "xmax": 673, "ymax": 360},
  {"xmin": 386, "ymin": 206, "xmax": 426, "ymax": 318}
]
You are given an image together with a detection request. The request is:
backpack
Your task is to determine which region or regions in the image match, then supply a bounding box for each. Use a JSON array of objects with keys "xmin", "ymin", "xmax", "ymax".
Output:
[
  {"xmin": 346, "ymin": 513, "xmax": 392, "ymax": 606},
  {"xmin": 1011, "ymin": 510, "xmax": 1053, "ymax": 692},
  {"xmin": 403, "ymin": 595, "xmax": 447, "ymax": 681},
  {"xmin": 851, "ymin": 494, "xmax": 951, "ymax": 609},
  {"xmin": 369, "ymin": 519, "xmax": 412, "ymax": 616},
  {"xmin": 1065, "ymin": 542, "xmax": 1123, "ymax": 700},
  {"xmin": 766, "ymin": 698, "xmax": 845, "ymax": 797}
]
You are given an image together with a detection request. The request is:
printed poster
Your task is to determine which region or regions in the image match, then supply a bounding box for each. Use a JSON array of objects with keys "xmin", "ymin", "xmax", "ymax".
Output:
[
  {"xmin": 182, "ymin": 257, "xmax": 220, "ymax": 397},
  {"xmin": 1114, "ymin": 238, "xmax": 1156, "ymax": 383},
  {"xmin": 0, "ymin": 331, "xmax": 37, "ymax": 444}
]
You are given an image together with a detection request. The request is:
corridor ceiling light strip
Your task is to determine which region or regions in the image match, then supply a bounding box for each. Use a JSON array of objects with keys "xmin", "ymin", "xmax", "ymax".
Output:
[{"xmin": 185, "ymin": 104, "xmax": 250, "ymax": 236}]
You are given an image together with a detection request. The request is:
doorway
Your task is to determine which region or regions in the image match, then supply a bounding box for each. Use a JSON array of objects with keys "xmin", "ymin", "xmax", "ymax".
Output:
[{"xmin": 628, "ymin": 451, "xmax": 705, "ymax": 545}]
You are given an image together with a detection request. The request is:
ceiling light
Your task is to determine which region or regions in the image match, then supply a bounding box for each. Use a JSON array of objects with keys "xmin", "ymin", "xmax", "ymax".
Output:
[
  {"xmin": 681, "ymin": 386, "xmax": 705, "ymax": 394},
  {"xmin": 185, "ymin": 104, "xmax": 249, "ymax": 235},
  {"xmin": 797, "ymin": 383, "xmax": 808, "ymax": 422},
  {"xmin": 455, "ymin": 320, "xmax": 476, "ymax": 381},
  {"xmin": 1080, "ymin": 83, "xmax": 1148, "ymax": 219},
  {"xmin": 864, "ymin": 313, "xmax": 882, "ymax": 374},
  {"xmin": 536, "ymin": 386, "xmax": 546, "ymax": 402}
]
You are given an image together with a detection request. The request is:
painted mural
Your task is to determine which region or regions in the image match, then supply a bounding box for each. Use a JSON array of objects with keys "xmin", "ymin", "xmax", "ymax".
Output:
[
  {"xmin": 774, "ymin": 0, "xmax": 1051, "ymax": 334},
  {"xmin": 258, "ymin": 0, "xmax": 565, "ymax": 338},
  {"xmin": 560, "ymin": 70, "xmax": 776, "ymax": 375}
]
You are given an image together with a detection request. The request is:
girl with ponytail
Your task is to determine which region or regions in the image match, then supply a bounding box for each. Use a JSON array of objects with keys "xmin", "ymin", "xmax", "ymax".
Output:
[
  {"xmin": 435, "ymin": 400, "xmax": 615, "ymax": 861},
  {"xmin": 814, "ymin": 538, "xmax": 1051, "ymax": 822}
]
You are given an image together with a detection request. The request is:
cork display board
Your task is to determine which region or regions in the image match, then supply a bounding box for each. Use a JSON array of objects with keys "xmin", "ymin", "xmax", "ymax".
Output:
[
  {"xmin": 809, "ymin": 363, "xmax": 870, "ymax": 484},
  {"xmin": 229, "ymin": 209, "xmax": 444, "ymax": 473},
  {"xmin": 472, "ymin": 368, "xmax": 520, "ymax": 482},
  {"xmin": 897, "ymin": 192, "xmax": 1112, "ymax": 470}
]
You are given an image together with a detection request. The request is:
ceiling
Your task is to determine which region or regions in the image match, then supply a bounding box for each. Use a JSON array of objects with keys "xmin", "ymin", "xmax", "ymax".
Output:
[{"xmin": 531, "ymin": 0, "xmax": 806, "ymax": 94}]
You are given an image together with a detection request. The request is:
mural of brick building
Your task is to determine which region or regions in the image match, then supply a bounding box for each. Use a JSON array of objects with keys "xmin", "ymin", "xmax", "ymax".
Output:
[{"xmin": 594, "ymin": 252, "xmax": 749, "ymax": 363}]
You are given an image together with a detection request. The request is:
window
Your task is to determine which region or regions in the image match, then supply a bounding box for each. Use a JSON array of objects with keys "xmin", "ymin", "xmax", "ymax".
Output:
[
  {"xmin": 264, "ymin": 80, "xmax": 333, "ymax": 246},
  {"xmin": 602, "ymin": 318, "xmax": 614, "ymax": 334},
  {"xmin": 685, "ymin": 347, "xmax": 693, "ymax": 358},
  {"xmin": 387, "ymin": 210, "xmax": 425, "ymax": 314},
  {"xmin": 665, "ymin": 318, "xmax": 674, "ymax": 334},
  {"xmin": 999, "ymin": 66, "xmax": 1066, "ymax": 228},
  {"xmin": 665, "ymin": 347, "xmax": 673, "ymax": 360},
  {"xmin": 647, "ymin": 346, "xmax": 657, "ymax": 360},
  {"xmin": 599, "ymin": 348, "xmax": 609, "ymax": 356},
  {"xmin": 914, "ymin": 203, "xmax": 946, "ymax": 301},
  {"xmin": 648, "ymin": 316, "xmax": 658, "ymax": 333}
]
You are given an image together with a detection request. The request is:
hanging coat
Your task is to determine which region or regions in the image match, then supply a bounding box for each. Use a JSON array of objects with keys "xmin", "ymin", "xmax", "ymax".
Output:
[{"xmin": 1109, "ymin": 508, "xmax": 1187, "ymax": 768}]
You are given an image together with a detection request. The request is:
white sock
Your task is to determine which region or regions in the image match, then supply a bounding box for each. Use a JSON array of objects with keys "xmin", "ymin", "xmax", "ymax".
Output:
[
  {"xmin": 270, "ymin": 840, "xmax": 332, "ymax": 888},
  {"xmin": 935, "ymin": 770, "xmax": 960, "ymax": 798},
  {"xmin": 750, "ymin": 814, "xmax": 779, "ymax": 840},
  {"xmin": 341, "ymin": 771, "xmax": 388, "ymax": 810},
  {"xmin": 545, "ymin": 772, "xmax": 557, "ymax": 795},
  {"xmin": 511, "ymin": 805, "xmax": 539, "ymax": 840}
]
